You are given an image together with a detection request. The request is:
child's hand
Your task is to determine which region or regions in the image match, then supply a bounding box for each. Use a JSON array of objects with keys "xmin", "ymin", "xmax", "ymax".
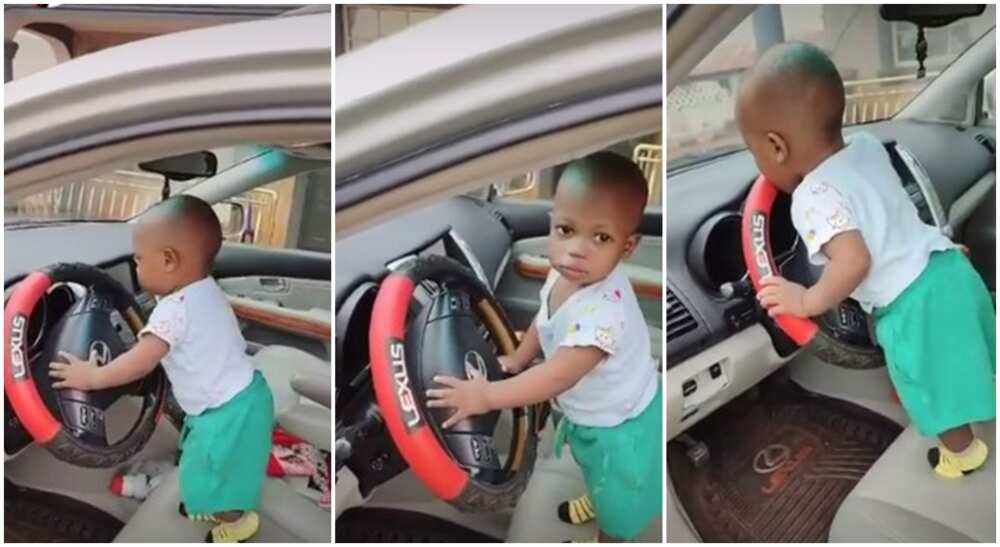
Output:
[
  {"xmin": 49, "ymin": 351, "xmax": 100, "ymax": 390},
  {"xmin": 757, "ymin": 276, "xmax": 812, "ymax": 318},
  {"xmin": 498, "ymin": 355, "xmax": 526, "ymax": 375},
  {"xmin": 425, "ymin": 369, "xmax": 492, "ymax": 428}
]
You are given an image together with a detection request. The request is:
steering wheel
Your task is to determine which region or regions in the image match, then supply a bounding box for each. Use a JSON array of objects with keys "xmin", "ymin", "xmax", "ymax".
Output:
[
  {"xmin": 368, "ymin": 255, "xmax": 540, "ymax": 511},
  {"xmin": 742, "ymin": 175, "xmax": 884, "ymax": 368},
  {"xmin": 4, "ymin": 263, "xmax": 167, "ymax": 467}
]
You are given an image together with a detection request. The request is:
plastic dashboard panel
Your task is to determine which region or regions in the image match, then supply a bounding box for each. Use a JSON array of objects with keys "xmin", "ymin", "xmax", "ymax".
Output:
[
  {"xmin": 335, "ymin": 196, "xmax": 513, "ymax": 309},
  {"xmin": 4, "ymin": 223, "xmax": 134, "ymax": 285},
  {"xmin": 665, "ymin": 120, "xmax": 995, "ymax": 365}
]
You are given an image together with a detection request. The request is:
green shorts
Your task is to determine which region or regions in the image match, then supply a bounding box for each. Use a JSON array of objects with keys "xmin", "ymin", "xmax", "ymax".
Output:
[
  {"xmin": 178, "ymin": 371, "xmax": 274, "ymax": 514},
  {"xmin": 555, "ymin": 384, "xmax": 662, "ymax": 540},
  {"xmin": 873, "ymin": 249, "xmax": 996, "ymax": 437}
]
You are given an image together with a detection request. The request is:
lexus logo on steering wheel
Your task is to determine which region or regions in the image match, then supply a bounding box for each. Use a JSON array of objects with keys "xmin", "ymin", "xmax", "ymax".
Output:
[
  {"xmin": 463, "ymin": 350, "xmax": 487, "ymax": 380},
  {"xmin": 89, "ymin": 340, "xmax": 112, "ymax": 367},
  {"xmin": 753, "ymin": 444, "xmax": 791, "ymax": 474}
]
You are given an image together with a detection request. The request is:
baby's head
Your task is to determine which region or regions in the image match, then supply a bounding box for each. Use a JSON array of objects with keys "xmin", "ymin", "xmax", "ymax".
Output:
[
  {"xmin": 548, "ymin": 151, "xmax": 647, "ymax": 286},
  {"xmin": 133, "ymin": 195, "xmax": 223, "ymax": 295},
  {"xmin": 735, "ymin": 42, "xmax": 846, "ymax": 193}
]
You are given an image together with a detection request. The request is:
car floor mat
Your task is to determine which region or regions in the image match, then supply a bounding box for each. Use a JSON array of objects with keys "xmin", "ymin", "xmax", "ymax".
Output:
[
  {"xmin": 667, "ymin": 377, "xmax": 903, "ymax": 542},
  {"xmin": 5, "ymin": 480, "xmax": 124, "ymax": 542},
  {"xmin": 336, "ymin": 507, "xmax": 502, "ymax": 543}
]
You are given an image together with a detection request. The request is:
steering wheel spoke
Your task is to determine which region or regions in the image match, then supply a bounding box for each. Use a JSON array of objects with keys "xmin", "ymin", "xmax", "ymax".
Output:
[
  {"xmin": 443, "ymin": 432, "xmax": 502, "ymax": 472},
  {"xmin": 58, "ymin": 398, "xmax": 110, "ymax": 446}
]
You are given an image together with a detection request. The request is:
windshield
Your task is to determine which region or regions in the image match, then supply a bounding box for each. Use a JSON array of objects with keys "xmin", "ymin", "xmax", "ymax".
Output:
[
  {"xmin": 4, "ymin": 146, "xmax": 264, "ymax": 224},
  {"xmin": 666, "ymin": 4, "xmax": 996, "ymax": 170}
]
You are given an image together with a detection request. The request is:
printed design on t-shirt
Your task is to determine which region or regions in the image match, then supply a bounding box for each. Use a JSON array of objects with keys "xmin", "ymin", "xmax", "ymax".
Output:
[
  {"xmin": 149, "ymin": 297, "xmax": 185, "ymax": 346},
  {"xmin": 827, "ymin": 208, "xmax": 850, "ymax": 229},
  {"xmin": 568, "ymin": 322, "xmax": 581, "ymax": 335},
  {"xmin": 595, "ymin": 326, "xmax": 616, "ymax": 353},
  {"xmin": 809, "ymin": 182, "xmax": 831, "ymax": 195},
  {"xmin": 803, "ymin": 207, "xmax": 821, "ymax": 243},
  {"xmin": 602, "ymin": 289, "xmax": 623, "ymax": 304}
]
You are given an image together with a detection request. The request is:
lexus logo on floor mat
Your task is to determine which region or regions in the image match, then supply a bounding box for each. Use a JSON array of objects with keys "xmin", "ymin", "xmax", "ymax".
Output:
[
  {"xmin": 753, "ymin": 444, "xmax": 791, "ymax": 474},
  {"xmin": 753, "ymin": 442, "xmax": 816, "ymax": 495}
]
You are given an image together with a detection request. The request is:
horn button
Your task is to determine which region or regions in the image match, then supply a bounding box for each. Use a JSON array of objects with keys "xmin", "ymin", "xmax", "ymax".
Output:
[{"xmin": 406, "ymin": 287, "xmax": 504, "ymax": 476}]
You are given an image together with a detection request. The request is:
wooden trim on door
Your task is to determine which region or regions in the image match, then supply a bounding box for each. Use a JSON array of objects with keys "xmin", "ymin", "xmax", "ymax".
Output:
[
  {"xmin": 230, "ymin": 302, "xmax": 331, "ymax": 340},
  {"xmin": 513, "ymin": 254, "xmax": 662, "ymax": 299}
]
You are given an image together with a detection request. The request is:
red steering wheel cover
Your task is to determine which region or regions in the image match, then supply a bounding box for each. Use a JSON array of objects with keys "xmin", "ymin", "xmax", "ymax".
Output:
[
  {"xmin": 368, "ymin": 273, "xmax": 468, "ymax": 501},
  {"xmin": 741, "ymin": 175, "xmax": 819, "ymax": 346},
  {"xmin": 4, "ymin": 271, "xmax": 61, "ymax": 443}
]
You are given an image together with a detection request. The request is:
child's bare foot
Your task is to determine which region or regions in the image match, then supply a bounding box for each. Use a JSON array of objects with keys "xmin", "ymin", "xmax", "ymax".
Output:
[{"xmin": 939, "ymin": 424, "xmax": 975, "ymax": 452}]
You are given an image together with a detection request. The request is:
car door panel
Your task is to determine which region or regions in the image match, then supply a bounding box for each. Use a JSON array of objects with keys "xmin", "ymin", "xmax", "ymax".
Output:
[
  {"xmin": 214, "ymin": 245, "xmax": 331, "ymax": 359},
  {"xmin": 215, "ymin": 243, "xmax": 330, "ymax": 281},
  {"xmin": 493, "ymin": 200, "xmax": 663, "ymax": 240}
]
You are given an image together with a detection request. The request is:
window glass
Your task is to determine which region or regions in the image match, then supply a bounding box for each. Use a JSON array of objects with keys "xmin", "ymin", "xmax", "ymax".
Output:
[
  {"xmin": 666, "ymin": 5, "xmax": 996, "ymax": 171},
  {"xmin": 495, "ymin": 134, "xmax": 663, "ymax": 211}
]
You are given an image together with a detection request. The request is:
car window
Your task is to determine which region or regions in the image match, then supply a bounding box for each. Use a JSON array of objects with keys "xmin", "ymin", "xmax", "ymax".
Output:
[
  {"xmin": 666, "ymin": 4, "xmax": 996, "ymax": 171},
  {"xmin": 220, "ymin": 168, "xmax": 332, "ymax": 253},
  {"xmin": 982, "ymin": 69, "xmax": 996, "ymax": 126},
  {"xmin": 4, "ymin": 146, "xmax": 256, "ymax": 224},
  {"xmin": 5, "ymin": 145, "xmax": 332, "ymax": 254},
  {"xmin": 493, "ymin": 133, "xmax": 663, "ymax": 211}
]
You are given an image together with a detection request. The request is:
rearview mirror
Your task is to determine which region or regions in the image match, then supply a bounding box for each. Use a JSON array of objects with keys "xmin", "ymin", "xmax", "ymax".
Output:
[
  {"xmin": 138, "ymin": 151, "xmax": 218, "ymax": 181},
  {"xmin": 879, "ymin": 5, "xmax": 986, "ymax": 28},
  {"xmin": 878, "ymin": 5, "xmax": 986, "ymax": 79}
]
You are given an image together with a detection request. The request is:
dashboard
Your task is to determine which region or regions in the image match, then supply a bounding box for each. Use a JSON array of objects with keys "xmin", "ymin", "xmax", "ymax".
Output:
[{"xmin": 666, "ymin": 119, "xmax": 996, "ymax": 365}]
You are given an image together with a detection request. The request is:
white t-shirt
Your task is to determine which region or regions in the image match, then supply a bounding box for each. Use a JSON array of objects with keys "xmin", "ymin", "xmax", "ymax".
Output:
[
  {"xmin": 791, "ymin": 131, "xmax": 954, "ymax": 312},
  {"xmin": 535, "ymin": 264, "xmax": 658, "ymax": 427},
  {"xmin": 139, "ymin": 277, "xmax": 256, "ymax": 415}
]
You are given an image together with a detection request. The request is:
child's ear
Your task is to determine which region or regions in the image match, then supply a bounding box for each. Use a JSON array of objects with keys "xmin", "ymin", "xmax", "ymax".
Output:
[
  {"xmin": 163, "ymin": 247, "xmax": 180, "ymax": 272},
  {"xmin": 766, "ymin": 131, "xmax": 789, "ymax": 164},
  {"xmin": 623, "ymin": 233, "xmax": 642, "ymax": 258}
]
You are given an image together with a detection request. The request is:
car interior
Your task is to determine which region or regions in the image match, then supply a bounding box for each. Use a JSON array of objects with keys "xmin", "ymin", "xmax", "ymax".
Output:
[
  {"xmin": 335, "ymin": 134, "xmax": 664, "ymax": 543},
  {"xmin": 335, "ymin": 5, "xmax": 663, "ymax": 542},
  {"xmin": 4, "ymin": 145, "xmax": 333, "ymax": 543},
  {"xmin": 4, "ymin": 3, "xmax": 333, "ymax": 543},
  {"xmin": 665, "ymin": 4, "xmax": 996, "ymax": 543}
]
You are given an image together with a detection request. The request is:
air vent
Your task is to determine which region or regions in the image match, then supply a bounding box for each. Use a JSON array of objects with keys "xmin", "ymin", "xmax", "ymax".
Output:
[
  {"xmin": 974, "ymin": 133, "xmax": 995, "ymax": 154},
  {"xmin": 666, "ymin": 288, "xmax": 698, "ymax": 342}
]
